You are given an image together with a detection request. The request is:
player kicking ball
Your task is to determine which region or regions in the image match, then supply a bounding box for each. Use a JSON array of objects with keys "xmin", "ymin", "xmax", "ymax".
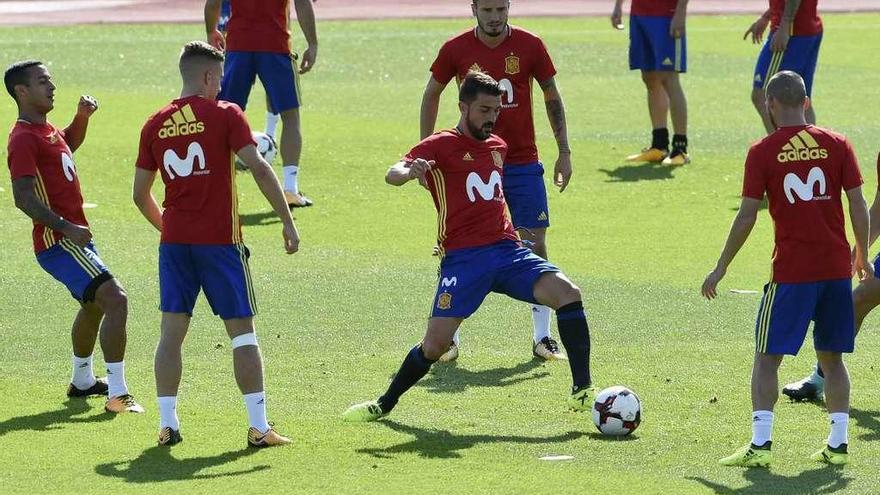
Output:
[
  {"xmin": 343, "ymin": 72, "xmax": 593, "ymax": 422},
  {"xmin": 702, "ymin": 71, "xmax": 870, "ymax": 466},
  {"xmin": 5, "ymin": 61, "xmax": 143, "ymax": 414}
]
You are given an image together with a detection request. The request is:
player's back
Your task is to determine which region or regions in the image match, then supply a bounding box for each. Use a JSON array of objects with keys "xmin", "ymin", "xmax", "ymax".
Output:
[{"xmin": 226, "ymin": 0, "xmax": 289, "ymax": 53}]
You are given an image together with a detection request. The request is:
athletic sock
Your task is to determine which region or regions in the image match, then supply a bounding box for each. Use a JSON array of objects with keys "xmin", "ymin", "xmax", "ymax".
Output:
[
  {"xmin": 671, "ymin": 133, "xmax": 688, "ymax": 155},
  {"xmin": 651, "ymin": 128, "xmax": 669, "ymax": 151},
  {"xmin": 531, "ymin": 305, "xmax": 552, "ymax": 343},
  {"xmin": 751, "ymin": 410, "xmax": 774, "ymax": 447},
  {"xmin": 243, "ymin": 391, "xmax": 270, "ymax": 433},
  {"xmin": 105, "ymin": 361, "xmax": 129, "ymax": 398},
  {"xmin": 71, "ymin": 354, "xmax": 96, "ymax": 390},
  {"xmin": 828, "ymin": 412, "xmax": 849, "ymax": 448},
  {"xmin": 283, "ymin": 164, "xmax": 299, "ymax": 194},
  {"xmin": 452, "ymin": 330, "xmax": 460, "ymax": 346},
  {"xmin": 378, "ymin": 345, "xmax": 436, "ymax": 413},
  {"xmin": 555, "ymin": 301, "xmax": 591, "ymax": 391},
  {"xmin": 265, "ymin": 112, "xmax": 280, "ymax": 139},
  {"xmin": 157, "ymin": 396, "xmax": 180, "ymax": 430}
]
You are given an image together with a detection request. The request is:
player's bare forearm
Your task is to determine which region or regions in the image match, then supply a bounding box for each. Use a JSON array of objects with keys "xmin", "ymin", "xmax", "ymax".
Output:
[
  {"xmin": 386, "ymin": 162, "xmax": 414, "ymax": 186},
  {"xmin": 540, "ymin": 79, "xmax": 570, "ymax": 154},
  {"xmin": 675, "ymin": 0, "xmax": 689, "ymax": 13},
  {"xmin": 420, "ymin": 95, "xmax": 441, "ymax": 140},
  {"xmin": 715, "ymin": 199, "xmax": 760, "ymax": 271},
  {"xmin": 294, "ymin": 0, "xmax": 319, "ymax": 47},
  {"xmin": 12, "ymin": 177, "xmax": 68, "ymax": 231},
  {"xmin": 63, "ymin": 114, "xmax": 89, "ymax": 153},
  {"xmin": 867, "ymin": 193, "xmax": 880, "ymax": 246},
  {"xmin": 846, "ymin": 187, "xmax": 870, "ymax": 259},
  {"xmin": 250, "ymin": 160, "xmax": 296, "ymax": 230},
  {"xmin": 782, "ymin": 0, "xmax": 802, "ymax": 24},
  {"xmin": 204, "ymin": 0, "xmax": 221, "ymax": 33},
  {"xmin": 133, "ymin": 168, "xmax": 163, "ymax": 231}
]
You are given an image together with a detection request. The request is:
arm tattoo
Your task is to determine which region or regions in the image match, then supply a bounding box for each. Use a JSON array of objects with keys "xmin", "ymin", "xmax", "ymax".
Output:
[{"xmin": 545, "ymin": 98, "xmax": 570, "ymax": 153}]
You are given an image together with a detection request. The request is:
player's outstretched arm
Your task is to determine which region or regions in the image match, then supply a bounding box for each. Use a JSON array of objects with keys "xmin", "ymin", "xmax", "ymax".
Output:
[
  {"xmin": 239, "ymin": 145, "xmax": 300, "ymax": 254},
  {"xmin": 386, "ymin": 159, "xmax": 433, "ymax": 187},
  {"xmin": 539, "ymin": 77, "xmax": 572, "ymax": 192},
  {"xmin": 64, "ymin": 95, "xmax": 98, "ymax": 153},
  {"xmin": 420, "ymin": 77, "xmax": 447, "ymax": 140},
  {"xmin": 846, "ymin": 186, "xmax": 874, "ymax": 281},
  {"xmin": 12, "ymin": 176, "xmax": 92, "ymax": 247},
  {"xmin": 132, "ymin": 168, "xmax": 163, "ymax": 232},
  {"xmin": 293, "ymin": 0, "xmax": 319, "ymax": 74},
  {"xmin": 204, "ymin": 0, "xmax": 225, "ymax": 50},
  {"xmin": 701, "ymin": 197, "xmax": 761, "ymax": 299}
]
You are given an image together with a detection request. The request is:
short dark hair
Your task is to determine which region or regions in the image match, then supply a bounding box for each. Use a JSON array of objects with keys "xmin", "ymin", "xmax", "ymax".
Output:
[
  {"xmin": 459, "ymin": 71, "xmax": 503, "ymax": 104},
  {"xmin": 4, "ymin": 60, "xmax": 42, "ymax": 101},
  {"xmin": 179, "ymin": 41, "xmax": 224, "ymax": 76},
  {"xmin": 766, "ymin": 70, "xmax": 806, "ymax": 107}
]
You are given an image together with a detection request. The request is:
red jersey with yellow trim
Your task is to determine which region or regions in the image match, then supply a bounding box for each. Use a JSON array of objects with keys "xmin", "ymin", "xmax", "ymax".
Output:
[
  {"xmin": 430, "ymin": 26, "xmax": 557, "ymax": 166},
  {"xmin": 742, "ymin": 125, "xmax": 861, "ymax": 283},
  {"xmin": 769, "ymin": 0, "xmax": 822, "ymax": 36},
  {"xmin": 136, "ymin": 96, "xmax": 255, "ymax": 245},
  {"xmin": 7, "ymin": 121, "xmax": 88, "ymax": 253},
  {"xmin": 405, "ymin": 129, "xmax": 519, "ymax": 253},
  {"xmin": 632, "ymin": 0, "xmax": 678, "ymax": 17},
  {"xmin": 226, "ymin": 0, "xmax": 290, "ymax": 54}
]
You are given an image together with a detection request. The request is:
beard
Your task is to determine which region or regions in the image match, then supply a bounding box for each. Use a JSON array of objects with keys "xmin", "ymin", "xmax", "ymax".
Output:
[
  {"xmin": 477, "ymin": 18, "xmax": 506, "ymax": 37},
  {"xmin": 468, "ymin": 119, "xmax": 494, "ymax": 140}
]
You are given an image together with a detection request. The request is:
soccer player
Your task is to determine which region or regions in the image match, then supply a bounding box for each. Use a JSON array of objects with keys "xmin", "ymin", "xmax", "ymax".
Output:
[
  {"xmin": 783, "ymin": 151, "xmax": 880, "ymax": 401},
  {"xmin": 744, "ymin": 0, "xmax": 822, "ymax": 134},
  {"xmin": 205, "ymin": 0, "xmax": 318, "ymax": 208},
  {"xmin": 421, "ymin": 0, "xmax": 572, "ymax": 362},
  {"xmin": 343, "ymin": 72, "xmax": 593, "ymax": 423},
  {"xmin": 701, "ymin": 71, "xmax": 870, "ymax": 466},
  {"xmin": 612, "ymin": 0, "xmax": 690, "ymax": 165},
  {"xmin": 4, "ymin": 61, "xmax": 143, "ymax": 413},
  {"xmin": 133, "ymin": 41, "xmax": 301, "ymax": 447}
]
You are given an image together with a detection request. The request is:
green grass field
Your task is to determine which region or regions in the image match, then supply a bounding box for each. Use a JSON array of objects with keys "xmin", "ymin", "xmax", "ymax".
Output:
[{"xmin": 1, "ymin": 14, "xmax": 880, "ymax": 494}]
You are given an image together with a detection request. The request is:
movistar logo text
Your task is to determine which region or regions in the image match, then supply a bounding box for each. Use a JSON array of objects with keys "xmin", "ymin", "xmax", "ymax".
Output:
[
  {"xmin": 466, "ymin": 170, "xmax": 502, "ymax": 202},
  {"xmin": 784, "ymin": 166, "xmax": 827, "ymax": 204}
]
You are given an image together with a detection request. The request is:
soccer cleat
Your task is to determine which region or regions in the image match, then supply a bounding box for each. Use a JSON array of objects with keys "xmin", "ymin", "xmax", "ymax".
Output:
[
  {"xmin": 437, "ymin": 342, "xmax": 459, "ymax": 363},
  {"xmin": 67, "ymin": 377, "xmax": 109, "ymax": 397},
  {"xmin": 719, "ymin": 443, "xmax": 773, "ymax": 467},
  {"xmin": 661, "ymin": 151, "xmax": 690, "ymax": 166},
  {"xmin": 104, "ymin": 394, "xmax": 145, "ymax": 414},
  {"xmin": 158, "ymin": 427, "xmax": 183, "ymax": 446},
  {"xmin": 247, "ymin": 425, "xmax": 292, "ymax": 448},
  {"xmin": 285, "ymin": 191, "xmax": 313, "ymax": 208},
  {"xmin": 533, "ymin": 337, "xmax": 568, "ymax": 361},
  {"xmin": 625, "ymin": 148, "xmax": 667, "ymax": 163},
  {"xmin": 342, "ymin": 401, "xmax": 388, "ymax": 423},
  {"xmin": 568, "ymin": 386, "xmax": 592, "ymax": 412},
  {"xmin": 782, "ymin": 375, "xmax": 824, "ymax": 402},
  {"xmin": 811, "ymin": 444, "xmax": 848, "ymax": 465}
]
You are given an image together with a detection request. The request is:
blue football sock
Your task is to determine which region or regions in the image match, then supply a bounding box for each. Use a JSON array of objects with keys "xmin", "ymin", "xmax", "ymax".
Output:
[
  {"xmin": 378, "ymin": 345, "xmax": 436, "ymax": 412},
  {"xmin": 556, "ymin": 301, "xmax": 592, "ymax": 391}
]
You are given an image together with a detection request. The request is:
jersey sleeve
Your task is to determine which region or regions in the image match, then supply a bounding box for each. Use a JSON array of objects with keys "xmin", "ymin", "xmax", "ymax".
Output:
[
  {"xmin": 226, "ymin": 104, "xmax": 255, "ymax": 152},
  {"xmin": 404, "ymin": 137, "xmax": 439, "ymax": 166},
  {"xmin": 429, "ymin": 41, "xmax": 457, "ymax": 85},
  {"xmin": 532, "ymin": 37, "xmax": 557, "ymax": 82},
  {"xmin": 135, "ymin": 122, "xmax": 158, "ymax": 171},
  {"xmin": 742, "ymin": 146, "xmax": 766, "ymax": 200},
  {"xmin": 840, "ymin": 138, "xmax": 863, "ymax": 191},
  {"xmin": 7, "ymin": 133, "xmax": 39, "ymax": 180}
]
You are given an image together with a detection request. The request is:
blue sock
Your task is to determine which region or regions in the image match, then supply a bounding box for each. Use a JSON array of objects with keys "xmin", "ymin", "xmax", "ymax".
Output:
[
  {"xmin": 378, "ymin": 345, "xmax": 436, "ymax": 412},
  {"xmin": 556, "ymin": 301, "xmax": 592, "ymax": 392}
]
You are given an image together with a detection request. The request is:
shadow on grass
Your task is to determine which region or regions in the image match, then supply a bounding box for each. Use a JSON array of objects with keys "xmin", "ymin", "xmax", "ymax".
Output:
[
  {"xmin": 0, "ymin": 398, "xmax": 113, "ymax": 437},
  {"xmin": 851, "ymin": 408, "xmax": 880, "ymax": 442},
  {"xmin": 418, "ymin": 359, "xmax": 549, "ymax": 394},
  {"xmin": 240, "ymin": 211, "xmax": 282, "ymax": 226},
  {"xmin": 687, "ymin": 466, "xmax": 851, "ymax": 494},
  {"xmin": 356, "ymin": 420, "xmax": 584, "ymax": 459},
  {"xmin": 598, "ymin": 162, "xmax": 678, "ymax": 182},
  {"xmin": 95, "ymin": 446, "xmax": 269, "ymax": 483},
  {"xmin": 585, "ymin": 431, "xmax": 640, "ymax": 442}
]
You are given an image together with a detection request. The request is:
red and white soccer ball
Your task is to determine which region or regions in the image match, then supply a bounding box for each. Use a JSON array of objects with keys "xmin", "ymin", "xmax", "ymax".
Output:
[
  {"xmin": 235, "ymin": 131, "xmax": 277, "ymax": 171},
  {"xmin": 592, "ymin": 386, "xmax": 642, "ymax": 436}
]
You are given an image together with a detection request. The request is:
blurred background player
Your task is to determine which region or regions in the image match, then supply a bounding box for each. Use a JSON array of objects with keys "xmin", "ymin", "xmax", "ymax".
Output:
[
  {"xmin": 343, "ymin": 72, "xmax": 593, "ymax": 423},
  {"xmin": 205, "ymin": 0, "xmax": 318, "ymax": 208},
  {"xmin": 4, "ymin": 61, "xmax": 143, "ymax": 414},
  {"xmin": 133, "ymin": 41, "xmax": 301, "ymax": 447},
  {"xmin": 783, "ymin": 151, "xmax": 880, "ymax": 401},
  {"xmin": 743, "ymin": 0, "xmax": 822, "ymax": 134},
  {"xmin": 702, "ymin": 71, "xmax": 869, "ymax": 467},
  {"xmin": 612, "ymin": 0, "xmax": 690, "ymax": 166},
  {"xmin": 421, "ymin": 0, "xmax": 572, "ymax": 362}
]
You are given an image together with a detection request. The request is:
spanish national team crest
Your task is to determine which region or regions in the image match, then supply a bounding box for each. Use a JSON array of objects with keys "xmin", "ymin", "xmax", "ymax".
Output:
[
  {"xmin": 469, "ymin": 62, "xmax": 484, "ymax": 73},
  {"xmin": 505, "ymin": 55, "xmax": 520, "ymax": 75},
  {"xmin": 491, "ymin": 150, "xmax": 503, "ymax": 168},
  {"xmin": 437, "ymin": 292, "xmax": 452, "ymax": 310}
]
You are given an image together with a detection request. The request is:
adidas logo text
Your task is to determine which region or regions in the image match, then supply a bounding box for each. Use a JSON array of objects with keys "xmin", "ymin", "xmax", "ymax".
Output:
[
  {"xmin": 159, "ymin": 104, "xmax": 205, "ymax": 139},
  {"xmin": 778, "ymin": 130, "xmax": 828, "ymax": 163}
]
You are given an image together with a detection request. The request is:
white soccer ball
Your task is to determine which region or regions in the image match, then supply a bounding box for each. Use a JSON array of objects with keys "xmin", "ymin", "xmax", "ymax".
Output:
[
  {"xmin": 235, "ymin": 131, "xmax": 277, "ymax": 171},
  {"xmin": 592, "ymin": 386, "xmax": 642, "ymax": 436}
]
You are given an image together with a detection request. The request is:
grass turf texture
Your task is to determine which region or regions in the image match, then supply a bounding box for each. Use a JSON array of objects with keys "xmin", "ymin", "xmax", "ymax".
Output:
[{"xmin": 1, "ymin": 13, "xmax": 880, "ymax": 494}]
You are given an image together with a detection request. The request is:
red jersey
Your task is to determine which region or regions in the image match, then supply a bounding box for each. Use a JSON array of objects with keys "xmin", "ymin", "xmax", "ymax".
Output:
[
  {"xmin": 769, "ymin": 0, "xmax": 822, "ymax": 36},
  {"xmin": 405, "ymin": 129, "xmax": 519, "ymax": 253},
  {"xmin": 7, "ymin": 121, "xmax": 88, "ymax": 253},
  {"xmin": 430, "ymin": 26, "xmax": 557, "ymax": 166},
  {"xmin": 136, "ymin": 96, "xmax": 255, "ymax": 245},
  {"xmin": 226, "ymin": 0, "xmax": 290, "ymax": 54},
  {"xmin": 742, "ymin": 125, "xmax": 862, "ymax": 283},
  {"xmin": 632, "ymin": 0, "xmax": 678, "ymax": 17}
]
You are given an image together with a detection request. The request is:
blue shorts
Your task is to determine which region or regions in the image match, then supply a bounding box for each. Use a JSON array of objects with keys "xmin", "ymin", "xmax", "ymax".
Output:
[
  {"xmin": 159, "ymin": 243, "xmax": 257, "ymax": 320},
  {"xmin": 431, "ymin": 240, "xmax": 559, "ymax": 318},
  {"xmin": 503, "ymin": 162, "xmax": 549, "ymax": 229},
  {"xmin": 219, "ymin": 51, "xmax": 300, "ymax": 112},
  {"xmin": 37, "ymin": 240, "xmax": 112, "ymax": 303},
  {"xmin": 629, "ymin": 15, "xmax": 687, "ymax": 73},
  {"xmin": 753, "ymin": 32, "xmax": 822, "ymax": 96},
  {"xmin": 755, "ymin": 279, "xmax": 854, "ymax": 356}
]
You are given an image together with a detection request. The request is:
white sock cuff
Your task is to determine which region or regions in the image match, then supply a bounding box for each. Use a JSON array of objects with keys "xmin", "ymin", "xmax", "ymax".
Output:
[
  {"xmin": 829, "ymin": 412, "xmax": 849, "ymax": 422},
  {"xmin": 753, "ymin": 410, "xmax": 774, "ymax": 420},
  {"xmin": 231, "ymin": 332, "xmax": 258, "ymax": 349}
]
